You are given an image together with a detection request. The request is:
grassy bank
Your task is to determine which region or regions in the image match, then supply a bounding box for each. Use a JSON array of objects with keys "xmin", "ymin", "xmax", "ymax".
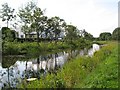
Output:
[
  {"xmin": 19, "ymin": 41, "xmax": 118, "ymax": 88},
  {"xmin": 75, "ymin": 42, "xmax": 118, "ymax": 88},
  {"xmin": 2, "ymin": 39, "xmax": 92, "ymax": 55}
]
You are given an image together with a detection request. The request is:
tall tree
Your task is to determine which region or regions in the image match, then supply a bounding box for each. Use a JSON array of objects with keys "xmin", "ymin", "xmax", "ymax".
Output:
[
  {"xmin": 65, "ymin": 25, "xmax": 78, "ymax": 43},
  {"xmin": 47, "ymin": 16, "xmax": 66, "ymax": 40},
  {"xmin": 45, "ymin": 18, "xmax": 56, "ymax": 39},
  {"xmin": 31, "ymin": 7, "xmax": 47, "ymax": 42},
  {"xmin": 0, "ymin": 3, "xmax": 16, "ymax": 27},
  {"xmin": 45, "ymin": 18, "xmax": 52, "ymax": 39},
  {"xmin": 18, "ymin": 1, "xmax": 36, "ymax": 39}
]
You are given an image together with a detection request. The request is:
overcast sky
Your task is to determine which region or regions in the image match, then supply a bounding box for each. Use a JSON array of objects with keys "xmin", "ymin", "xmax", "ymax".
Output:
[{"xmin": 0, "ymin": 0, "xmax": 119, "ymax": 37}]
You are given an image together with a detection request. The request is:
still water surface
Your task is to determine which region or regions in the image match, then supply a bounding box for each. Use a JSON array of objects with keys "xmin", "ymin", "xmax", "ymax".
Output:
[{"xmin": 0, "ymin": 44, "xmax": 100, "ymax": 88}]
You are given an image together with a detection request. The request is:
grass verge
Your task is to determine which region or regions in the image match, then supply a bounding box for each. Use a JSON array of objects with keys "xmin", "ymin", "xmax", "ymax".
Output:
[
  {"xmin": 75, "ymin": 42, "xmax": 118, "ymax": 88},
  {"xmin": 18, "ymin": 41, "xmax": 118, "ymax": 88}
]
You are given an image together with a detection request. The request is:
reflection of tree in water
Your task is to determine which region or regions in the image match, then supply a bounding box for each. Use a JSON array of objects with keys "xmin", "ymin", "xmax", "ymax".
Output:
[
  {"xmin": 0, "ymin": 67, "xmax": 20, "ymax": 88},
  {"xmin": 24, "ymin": 53, "xmax": 60, "ymax": 76},
  {"xmin": 1, "ymin": 50, "xmax": 80, "ymax": 88},
  {"xmin": 8, "ymin": 67, "xmax": 19, "ymax": 87},
  {"xmin": 1, "ymin": 57, "xmax": 21, "ymax": 88},
  {"xmin": 48, "ymin": 53, "xmax": 59, "ymax": 74},
  {"xmin": 2, "ymin": 56, "xmax": 34, "ymax": 87},
  {"xmin": 55, "ymin": 53, "xmax": 58, "ymax": 70},
  {"xmin": 24, "ymin": 57, "xmax": 47, "ymax": 80}
]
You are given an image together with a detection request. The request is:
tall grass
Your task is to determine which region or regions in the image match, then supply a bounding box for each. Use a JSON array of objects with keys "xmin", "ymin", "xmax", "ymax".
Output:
[
  {"xmin": 19, "ymin": 41, "xmax": 118, "ymax": 88},
  {"xmin": 77, "ymin": 42, "xmax": 118, "ymax": 88}
]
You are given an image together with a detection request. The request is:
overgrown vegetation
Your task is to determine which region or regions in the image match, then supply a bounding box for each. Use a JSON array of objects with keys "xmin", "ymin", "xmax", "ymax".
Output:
[
  {"xmin": 77, "ymin": 44, "xmax": 118, "ymax": 88},
  {"xmin": 2, "ymin": 39, "xmax": 92, "ymax": 55},
  {"xmin": 18, "ymin": 42, "xmax": 118, "ymax": 88}
]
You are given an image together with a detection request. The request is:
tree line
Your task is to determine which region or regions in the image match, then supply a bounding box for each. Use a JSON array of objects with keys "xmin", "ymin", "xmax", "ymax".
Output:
[
  {"xmin": 0, "ymin": 1, "xmax": 119, "ymax": 43},
  {"xmin": 0, "ymin": 1, "xmax": 94, "ymax": 43},
  {"xmin": 98, "ymin": 27, "xmax": 120, "ymax": 41}
]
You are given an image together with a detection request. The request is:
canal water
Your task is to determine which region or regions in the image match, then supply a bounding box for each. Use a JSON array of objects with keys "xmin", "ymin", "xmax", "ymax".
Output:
[{"xmin": 0, "ymin": 44, "xmax": 100, "ymax": 88}]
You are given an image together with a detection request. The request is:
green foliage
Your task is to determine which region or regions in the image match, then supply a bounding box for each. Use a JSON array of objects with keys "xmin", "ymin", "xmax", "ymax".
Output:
[
  {"xmin": 78, "ymin": 43, "xmax": 118, "ymax": 88},
  {"xmin": 2, "ymin": 27, "xmax": 17, "ymax": 42},
  {"xmin": 20, "ymin": 42, "xmax": 118, "ymax": 88},
  {"xmin": 49, "ymin": 16, "xmax": 66, "ymax": 39},
  {"xmin": 112, "ymin": 27, "xmax": 120, "ymax": 41},
  {"xmin": 65, "ymin": 25, "xmax": 78, "ymax": 42},
  {"xmin": 83, "ymin": 29, "xmax": 94, "ymax": 40},
  {"xmin": 19, "ymin": 73, "xmax": 66, "ymax": 88},
  {"xmin": 3, "ymin": 39, "xmax": 92, "ymax": 55},
  {"xmin": 3, "ymin": 42, "xmax": 39, "ymax": 55},
  {"xmin": 0, "ymin": 3, "xmax": 16, "ymax": 27},
  {"xmin": 18, "ymin": 1, "xmax": 37, "ymax": 38},
  {"xmin": 57, "ymin": 42, "xmax": 116, "ymax": 88},
  {"xmin": 18, "ymin": 1, "xmax": 36, "ymax": 24},
  {"xmin": 30, "ymin": 7, "xmax": 45, "ymax": 42},
  {"xmin": 0, "ymin": 1, "xmax": 95, "ymax": 43},
  {"xmin": 99, "ymin": 32, "xmax": 112, "ymax": 41}
]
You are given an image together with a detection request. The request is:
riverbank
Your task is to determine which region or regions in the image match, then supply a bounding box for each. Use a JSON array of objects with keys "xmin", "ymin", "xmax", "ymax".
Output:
[
  {"xmin": 19, "ymin": 41, "xmax": 118, "ymax": 88},
  {"xmin": 2, "ymin": 39, "xmax": 92, "ymax": 55},
  {"xmin": 75, "ymin": 42, "xmax": 118, "ymax": 88}
]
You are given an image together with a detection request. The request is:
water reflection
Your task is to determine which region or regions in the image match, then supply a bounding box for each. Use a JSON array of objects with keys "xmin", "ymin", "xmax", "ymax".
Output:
[
  {"xmin": 0, "ymin": 44, "xmax": 100, "ymax": 88},
  {"xmin": 88, "ymin": 44, "xmax": 100, "ymax": 56}
]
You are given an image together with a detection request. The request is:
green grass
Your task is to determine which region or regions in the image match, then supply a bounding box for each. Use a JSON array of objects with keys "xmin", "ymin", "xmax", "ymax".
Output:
[
  {"xmin": 75, "ymin": 42, "xmax": 118, "ymax": 88},
  {"xmin": 18, "ymin": 41, "xmax": 118, "ymax": 88}
]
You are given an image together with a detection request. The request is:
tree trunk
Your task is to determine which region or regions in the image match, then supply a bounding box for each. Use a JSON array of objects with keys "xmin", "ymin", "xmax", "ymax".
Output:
[
  {"xmin": 37, "ymin": 32, "xmax": 39, "ymax": 42},
  {"xmin": 36, "ymin": 31, "xmax": 40, "ymax": 46},
  {"xmin": 37, "ymin": 58, "xmax": 40, "ymax": 71},
  {"xmin": 55, "ymin": 53, "xmax": 58, "ymax": 69},
  {"xmin": 7, "ymin": 68, "xmax": 10, "ymax": 87},
  {"xmin": 26, "ymin": 61, "xmax": 27, "ymax": 70},
  {"xmin": 55, "ymin": 34, "xmax": 57, "ymax": 44},
  {"xmin": 25, "ymin": 33, "xmax": 27, "ymax": 41},
  {"xmin": 7, "ymin": 20, "xmax": 9, "ymax": 28}
]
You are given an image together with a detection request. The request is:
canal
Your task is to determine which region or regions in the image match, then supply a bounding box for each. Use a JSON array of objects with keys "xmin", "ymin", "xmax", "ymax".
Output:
[{"xmin": 0, "ymin": 44, "xmax": 100, "ymax": 88}]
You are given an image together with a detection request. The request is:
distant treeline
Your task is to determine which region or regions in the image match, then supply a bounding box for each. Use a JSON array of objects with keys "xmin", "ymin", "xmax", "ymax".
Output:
[{"xmin": 95, "ymin": 27, "xmax": 120, "ymax": 41}]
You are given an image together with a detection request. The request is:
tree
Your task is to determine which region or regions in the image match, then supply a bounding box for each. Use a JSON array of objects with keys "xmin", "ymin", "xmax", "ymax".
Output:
[
  {"xmin": 65, "ymin": 25, "xmax": 78, "ymax": 43},
  {"xmin": 45, "ymin": 18, "xmax": 56, "ymax": 39},
  {"xmin": 46, "ymin": 16, "xmax": 66, "ymax": 40},
  {"xmin": 45, "ymin": 18, "xmax": 53, "ymax": 39},
  {"xmin": 53, "ymin": 17, "xmax": 66, "ymax": 39},
  {"xmin": 82, "ymin": 29, "xmax": 94, "ymax": 40},
  {"xmin": 18, "ymin": 1, "xmax": 36, "ymax": 39},
  {"xmin": 112, "ymin": 27, "xmax": 120, "ymax": 41},
  {"xmin": 99, "ymin": 32, "xmax": 112, "ymax": 41},
  {"xmin": 21, "ymin": 24, "xmax": 31, "ymax": 39},
  {"xmin": 31, "ymin": 7, "xmax": 47, "ymax": 42},
  {"xmin": 0, "ymin": 3, "xmax": 16, "ymax": 27}
]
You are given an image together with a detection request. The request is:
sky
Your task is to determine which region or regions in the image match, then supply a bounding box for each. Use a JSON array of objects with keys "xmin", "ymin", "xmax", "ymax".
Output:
[
  {"xmin": 0, "ymin": 0, "xmax": 119, "ymax": 37},
  {"xmin": 119, "ymin": 1, "xmax": 120, "ymax": 27}
]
